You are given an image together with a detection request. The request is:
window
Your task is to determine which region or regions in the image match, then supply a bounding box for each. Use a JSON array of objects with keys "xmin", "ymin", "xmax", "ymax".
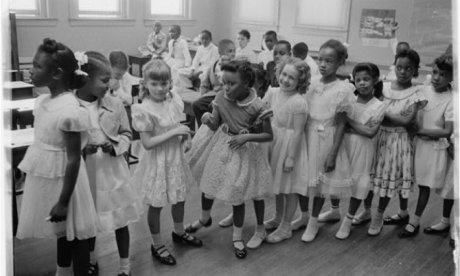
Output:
[
  {"xmin": 70, "ymin": 0, "xmax": 129, "ymax": 19},
  {"xmin": 236, "ymin": 0, "xmax": 278, "ymax": 25},
  {"xmin": 146, "ymin": 0, "xmax": 190, "ymax": 20},
  {"xmin": 9, "ymin": 0, "xmax": 49, "ymax": 19},
  {"xmin": 295, "ymin": 0, "xmax": 351, "ymax": 30}
]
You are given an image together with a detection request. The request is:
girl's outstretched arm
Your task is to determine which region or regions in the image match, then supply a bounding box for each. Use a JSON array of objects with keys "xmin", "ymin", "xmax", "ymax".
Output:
[
  {"xmin": 346, "ymin": 117, "xmax": 381, "ymax": 138},
  {"xmin": 49, "ymin": 131, "xmax": 82, "ymax": 222},
  {"xmin": 284, "ymin": 113, "xmax": 307, "ymax": 171},
  {"xmin": 140, "ymin": 124, "xmax": 190, "ymax": 150}
]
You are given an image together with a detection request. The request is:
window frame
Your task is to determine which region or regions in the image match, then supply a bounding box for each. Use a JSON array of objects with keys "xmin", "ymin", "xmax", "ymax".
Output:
[
  {"xmin": 144, "ymin": 0, "xmax": 191, "ymax": 21},
  {"xmin": 9, "ymin": 0, "xmax": 50, "ymax": 19},
  {"xmin": 294, "ymin": 0, "xmax": 352, "ymax": 32},
  {"xmin": 235, "ymin": 0, "xmax": 280, "ymax": 26},
  {"xmin": 69, "ymin": 0, "xmax": 131, "ymax": 20}
]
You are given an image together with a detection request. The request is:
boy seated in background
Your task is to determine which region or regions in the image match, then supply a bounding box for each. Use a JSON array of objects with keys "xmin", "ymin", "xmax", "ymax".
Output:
[
  {"xmin": 266, "ymin": 40, "xmax": 291, "ymax": 88},
  {"xmin": 235, "ymin": 29, "xmax": 258, "ymax": 64},
  {"xmin": 292, "ymin": 42, "xmax": 320, "ymax": 79},
  {"xmin": 192, "ymin": 39, "xmax": 236, "ymax": 126},
  {"xmin": 165, "ymin": 25, "xmax": 192, "ymax": 87},
  {"xmin": 259, "ymin": 30, "xmax": 277, "ymax": 69},
  {"xmin": 109, "ymin": 51, "xmax": 141, "ymax": 106},
  {"xmin": 146, "ymin": 21, "xmax": 168, "ymax": 58}
]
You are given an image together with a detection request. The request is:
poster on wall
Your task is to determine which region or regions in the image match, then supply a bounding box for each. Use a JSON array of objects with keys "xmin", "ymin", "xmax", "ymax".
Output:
[{"xmin": 359, "ymin": 9, "xmax": 396, "ymax": 47}]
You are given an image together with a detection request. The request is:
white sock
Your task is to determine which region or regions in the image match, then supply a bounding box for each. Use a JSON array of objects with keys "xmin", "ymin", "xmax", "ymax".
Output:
[
  {"xmin": 89, "ymin": 250, "xmax": 97, "ymax": 265},
  {"xmin": 174, "ymin": 222, "xmax": 185, "ymax": 235},
  {"xmin": 119, "ymin": 257, "xmax": 130, "ymax": 274},
  {"xmin": 255, "ymin": 224, "xmax": 265, "ymax": 234},
  {"xmin": 411, "ymin": 215, "xmax": 421, "ymax": 227},
  {"xmin": 300, "ymin": 211, "xmax": 309, "ymax": 220},
  {"xmin": 441, "ymin": 217, "xmax": 450, "ymax": 225},
  {"xmin": 151, "ymin": 233, "xmax": 162, "ymax": 247},
  {"xmin": 55, "ymin": 265, "xmax": 72, "ymax": 276},
  {"xmin": 398, "ymin": 209, "xmax": 408, "ymax": 217},
  {"xmin": 233, "ymin": 226, "xmax": 243, "ymax": 241}
]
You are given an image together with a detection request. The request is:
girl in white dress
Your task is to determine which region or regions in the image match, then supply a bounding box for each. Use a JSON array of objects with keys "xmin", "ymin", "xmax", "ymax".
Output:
[
  {"xmin": 368, "ymin": 49, "xmax": 427, "ymax": 236},
  {"xmin": 302, "ymin": 39, "xmax": 355, "ymax": 242},
  {"xmin": 16, "ymin": 38, "xmax": 98, "ymax": 275},
  {"xmin": 131, "ymin": 58, "xmax": 202, "ymax": 266},
  {"xmin": 329, "ymin": 63, "xmax": 386, "ymax": 239},
  {"xmin": 75, "ymin": 51, "xmax": 142, "ymax": 275},
  {"xmin": 400, "ymin": 54, "xmax": 454, "ymax": 237},
  {"xmin": 262, "ymin": 57, "xmax": 310, "ymax": 243}
]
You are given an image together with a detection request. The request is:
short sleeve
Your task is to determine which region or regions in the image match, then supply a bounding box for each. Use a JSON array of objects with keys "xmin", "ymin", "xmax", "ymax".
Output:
[
  {"xmin": 445, "ymin": 99, "xmax": 454, "ymax": 121},
  {"xmin": 290, "ymin": 97, "xmax": 309, "ymax": 115},
  {"xmin": 131, "ymin": 104, "xmax": 154, "ymax": 132},
  {"xmin": 335, "ymin": 82, "xmax": 356, "ymax": 113},
  {"xmin": 58, "ymin": 106, "xmax": 90, "ymax": 132}
]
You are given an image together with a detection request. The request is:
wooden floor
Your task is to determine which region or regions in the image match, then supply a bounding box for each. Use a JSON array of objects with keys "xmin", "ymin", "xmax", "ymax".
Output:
[{"xmin": 14, "ymin": 185, "xmax": 456, "ymax": 276}]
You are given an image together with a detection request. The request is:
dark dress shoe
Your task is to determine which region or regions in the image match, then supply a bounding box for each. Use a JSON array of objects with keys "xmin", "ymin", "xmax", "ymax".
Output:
[
  {"xmin": 151, "ymin": 245, "xmax": 176, "ymax": 266},
  {"xmin": 399, "ymin": 223, "xmax": 420, "ymax": 238},
  {"xmin": 185, "ymin": 218, "xmax": 212, "ymax": 233},
  {"xmin": 233, "ymin": 240, "xmax": 247, "ymax": 259},
  {"xmin": 383, "ymin": 214, "xmax": 409, "ymax": 225},
  {"xmin": 423, "ymin": 226, "xmax": 450, "ymax": 235},
  {"xmin": 172, "ymin": 231, "xmax": 203, "ymax": 247}
]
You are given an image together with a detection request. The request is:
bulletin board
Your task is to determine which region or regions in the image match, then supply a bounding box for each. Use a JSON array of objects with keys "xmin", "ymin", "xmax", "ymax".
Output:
[{"xmin": 347, "ymin": 0, "xmax": 412, "ymax": 66}]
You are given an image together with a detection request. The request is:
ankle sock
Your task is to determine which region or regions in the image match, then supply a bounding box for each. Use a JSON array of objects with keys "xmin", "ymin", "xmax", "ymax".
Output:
[
  {"xmin": 56, "ymin": 265, "xmax": 72, "ymax": 276},
  {"xmin": 201, "ymin": 210, "xmax": 211, "ymax": 223},
  {"xmin": 119, "ymin": 257, "xmax": 130, "ymax": 274},
  {"xmin": 151, "ymin": 233, "xmax": 162, "ymax": 247},
  {"xmin": 398, "ymin": 209, "xmax": 408, "ymax": 217},
  {"xmin": 174, "ymin": 222, "xmax": 185, "ymax": 235},
  {"xmin": 89, "ymin": 250, "xmax": 97, "ymax": 265},
  {"xmin": 233, "ymin": 226, "xmax": 243, "ymax": 241}
]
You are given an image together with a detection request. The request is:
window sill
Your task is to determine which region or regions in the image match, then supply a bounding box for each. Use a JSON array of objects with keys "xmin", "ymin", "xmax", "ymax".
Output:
[
  {"xmin": 292, "ymin": 24, "xmax": 348, "ymax": 34},
  {"xmin": 16, "ymin": 18, "xmax": 58, "ymax": 27},
  {"xmin": 143, "ymin": 18, "xmax": 196, "ymax": 27},
  {"xmin": 68, "ymin": 18, "xmax": 136, "ymax": 26}
]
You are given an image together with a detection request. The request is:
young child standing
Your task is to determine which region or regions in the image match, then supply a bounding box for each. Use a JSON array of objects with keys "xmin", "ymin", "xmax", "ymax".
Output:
[
  {"xmin": 328, "ymin": 63, "xmax": 386, "ymax": 239},
  {"xmin": 109, "ymin": 51, "xmax": 141, "ymax": 107},
  {"xmin": 399, "ymin": 54, "xmax": 453, "ymax": 237},
  {"xmin": 262, "ymin": 57, "xmax": 310, "ymax": 243},
  {"xmin": 16, "ymin": 38, "xmax": 98, "ymax": 275},
  {"xmin": 235, "ymin": 29, "xmax": 258, "ymax": 64},
  {"xmin": 185, "ymin": 60, "xmax": 273, "ymax": 258},
  {"xmin": 301, "ymin": 39, "xmax": 355, "ymax": 242},
  {"xmin": 131, "ymin": 58, "xmax": 202, "ymax": 266},
  {"xmin": 368, "ymin": 49, "xmax": 427, "ymax": 236},
  {"xmin": 75, "ymin": 51, "xmax": 142, "ymax": 275}
]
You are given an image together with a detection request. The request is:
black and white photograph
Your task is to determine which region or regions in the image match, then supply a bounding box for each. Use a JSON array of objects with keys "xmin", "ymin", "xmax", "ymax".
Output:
[{"xmin": 1, "ymin": 0, "xmax": 458, "ymax": 275}]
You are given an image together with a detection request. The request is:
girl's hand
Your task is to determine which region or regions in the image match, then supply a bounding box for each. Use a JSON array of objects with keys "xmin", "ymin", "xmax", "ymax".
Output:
[
  {"xmin": 324, "ymin": 153, "xmax": 337, "ymax": 173},
  {"xmin": 183, "ymin": 136, "xmax": 192, "ymax": 153},
  {"xmin": 172, "ymin": 125, "xmax": 191, "ymax": 138},
  {"xmin": 201, "ymin": 112, "xmax": 213, "ymax": 125},
  {"xmin": 83, "ymin": 144, "xmax": 99, "ymax": 155},
  {"xmin": 228, "ymin": 135, "xmax": 248, "ymax": 150},
  {"xmin": 283, "ymin": 156, "xmax": 295, "ymax": 172},
  {"xmin": 101, "ymin": 142, "xmax": 116, "ymax": 156},
  {"xmin": 49, "ymin": 201, "xmax": 68, "ymax": 222}
]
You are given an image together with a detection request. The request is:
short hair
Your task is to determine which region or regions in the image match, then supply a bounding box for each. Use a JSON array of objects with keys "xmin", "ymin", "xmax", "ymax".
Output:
[
  {"xmin": 170, "ymin": 25, "xmax": 181, "ymax": 35},
  {"xmin": 292, "ymin": 42, "xmax": 309, "ymax": 59},
  {"xmin": 153, "ymin": 21, "xmax": 162, "ymax": 28},
  {"xmin": 221, "ymin": 60, "xmax": 255, "ymax": 87},
  {"xmin": 201, "ymin": 30, "xmax": 212, "ymax": 40},
  {"xmin": 218, "ymin": 39, "xmax": 235, "ymax": 55},
  {"xmin": 434, "ymin": 54, "xmax": 453, "ymax": 78},
  {"xmin": 352, "ymin": 62, "xmax": 383, "ymax": 99},
  {"xmin": 251, "ymin": 63, "xmax": 269, "ymax": 98},
  {"xmin": 109, "ymin": 51, "xmax": 129, "ymax": 71},
  {"xmin": 142, "ymin": 57, "xmax": 171, "ymax": 82},
  {"xmin": 397, "ymin": 41, "xmax": 410, "ymax": 50},
  {"xmin": 276, "ymin": 40, "xmax": 292, "ymax": 53},
  {"xmin": 37, "ymin": 38, "xmax": 86, "ymax": 90},
  {"xmin": 395, "ymin": 48, "xmax": 420, "ymax": 78},
  {"xmin": 239, "ymin": 29, "xmax": 251, "ymax": 40},
  {"xmin": 81, "ymin": 51, "xmax": 111, "ymax": 78},
  {"xmin": 276, "ymin": 57, "xmax": 311, "ymax": 94},
  {"xmin": 320, "ymin": 39, "xmax": 348, "ymax": 65},
  {"xmin": 264, "ymin": 30, "xmax": 277, "ymax": 40}
]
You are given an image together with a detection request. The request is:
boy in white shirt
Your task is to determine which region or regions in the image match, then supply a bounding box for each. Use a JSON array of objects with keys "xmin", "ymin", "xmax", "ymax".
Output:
[
  {"xmin": 165, "ymin": 25, "xmax": 192, "ymax": 87},
  {"xmin": 258, "ymin": 30, "xmax": 277, "ymax": 69},
  {"xmin": 108, "ymin": 51, "xmax": 141, "ymax": 106},
  {"xmin": 235, "ymin": 29, "xmax": 258, "ymax": 64},
  {"xmin": 292, "ymin": 42, "xmax": 320, "ymax": 79}
]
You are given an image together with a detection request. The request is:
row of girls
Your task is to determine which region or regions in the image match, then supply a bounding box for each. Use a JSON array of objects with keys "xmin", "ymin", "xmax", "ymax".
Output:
[{"xmin": 15, "ymin": 36, "xmax": 454, "ymax": 276}]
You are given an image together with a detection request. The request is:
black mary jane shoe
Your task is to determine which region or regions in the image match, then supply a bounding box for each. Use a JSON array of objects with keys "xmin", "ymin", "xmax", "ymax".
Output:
[
  {"xmin": 172, "ymin": 231, "xmax": 203, "ymax": 247},
  {"xmin": 151, "ymin": 245, "xmax": 177, "ymax": 266},
  {"xmin": 383, "ymin": 214, "xmax": 409, "ymax": 225},
  {"xmin": 185, "ymin": 218, "xmax": 212, "ymax": 233},
  {"xmin": 117, "ymin": 272, "xmax": 131, "ymax": 276},
  {"xmin": 233, "ymin": 240, "xmax": 248, "ymax": 259},
  {"xmin": 423, "ymin": 226, "xmax": 450, "ymax": 235},
  {"xmin": 88, "ymin": 262, "xmax": 99, "ymax": 275},
  {"xmin": 399, "ymin": 223, "xmax": 420, "ymax": 238}
]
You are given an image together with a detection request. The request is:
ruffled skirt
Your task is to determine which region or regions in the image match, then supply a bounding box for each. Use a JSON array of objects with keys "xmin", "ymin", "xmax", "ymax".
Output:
[
  {"xmin": 198, "ymin": 126, "xmax": 273, "ymax": 205},
  {"xmin": 17, "ymin": 153, "xmax": 98, "ymax": 241},
  {"xmin": 187, "ymin": 125, "xmax": 218, "ymax": 182},
  {"xmin": 372, "ymin": 127, "xmax": 413, "ymax": 198},
  {"xmin": 86, "ymin": 149, "xmax": 142, "ymax": 233},
  {"xmin": 271, "ymin": 125, "xmax": 309, "ymax": 195},
  {"xmin": 323, "ymin": 132, "xmax": 375, "ymax": 199},
  {"xmin": 131, "ymin": 136, "xmax": 193, "ymax": 207}
]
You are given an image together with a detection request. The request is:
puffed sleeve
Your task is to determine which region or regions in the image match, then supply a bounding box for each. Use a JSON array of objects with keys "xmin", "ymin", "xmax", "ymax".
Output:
[
  {"xmin": 262, "ymin": 87, "xmax": 276, "ymax": 109},
  {"xmin": 445, "ymin": 98, "xmax": 454, "ymax": 121},
  {"xmin": 335, "ymin": 82, "xmax": 356, "ymax": 114},
  {"xmin": 58, "ymin": 106, "xmax": 90, "ymax": 132},
  {"xmin": 131, "ymin": 103, "xmax": 154, "ymax": 132},
  {"xmin": 290, "ymin": 96, "xmax": 309, "ymax": 115}
]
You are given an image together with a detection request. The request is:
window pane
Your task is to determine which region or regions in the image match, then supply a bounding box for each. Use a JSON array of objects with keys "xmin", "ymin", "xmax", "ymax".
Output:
[
  {"xmin": 238, "ymin": 0, "xmax": 275, "ymax": 22},
  {"xmin": 79, "ymin": 0, "xmax": 119, "ymax": 12},
  {"xmin": 298, "ymin": 0, "xmax": 347, "ymax": 28},
  {"xmin": 10, "ymin": 0, "xmax": 37, "ymax": 11},
  {"xmin": 150, "ymin": 0, "xmax": 182, "ymax": 15}
]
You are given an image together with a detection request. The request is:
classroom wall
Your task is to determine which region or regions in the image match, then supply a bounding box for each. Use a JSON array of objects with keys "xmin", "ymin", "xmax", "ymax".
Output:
[{"xmin": 15, "ymin": 0, "xmax": 218, "ymax": 58}]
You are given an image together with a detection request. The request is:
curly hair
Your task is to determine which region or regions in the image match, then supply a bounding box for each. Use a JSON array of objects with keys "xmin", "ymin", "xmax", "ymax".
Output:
[
  {"xmin": 221, "ymin": 60, "xmax": 255, "ymax": 87},
  {"xmin": 352, "ymin": 62, "xmax": 383, "ymax": 99},
  {"xmin": 434, "ymin": 54, "xmax": 453, "ymax": 78},
  {"xmin": 276, "ymin": 57, "xmax": 311, "ymax": 94},
  {"xmin": 319, "ymin": 39, "xmax": 348, "ymax": 65},
  {"xmin": 37, "ymin": 38, "xmax": 87, "ymax": 89},
  {"xmin": 395, "ymin": 48, "xmax": 420, "ymax": 78}
]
